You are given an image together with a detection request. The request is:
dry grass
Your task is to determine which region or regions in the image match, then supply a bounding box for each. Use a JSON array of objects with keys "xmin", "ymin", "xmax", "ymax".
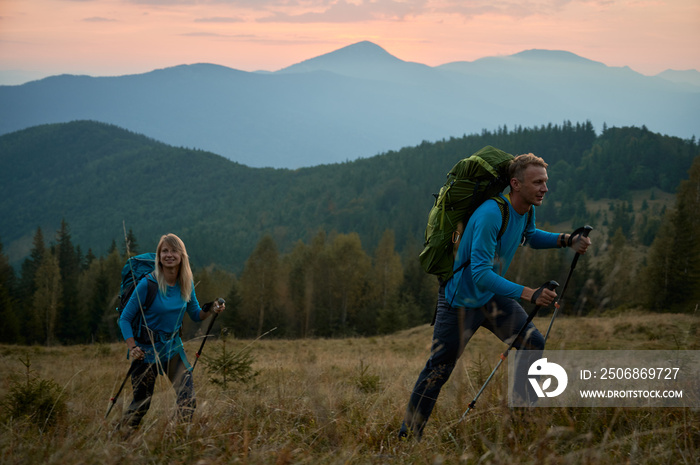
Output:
[{"xmin": 1, "ymin": 311, "xmax": 698, "ymax": 464}]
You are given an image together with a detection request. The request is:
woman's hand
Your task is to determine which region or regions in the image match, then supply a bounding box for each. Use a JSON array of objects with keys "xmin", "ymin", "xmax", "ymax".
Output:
[
  {"xmin": 201, "ymin": 298, "xmax": 226, "ymax": 320},
  {"xmin": 126, "ymin": 337, "xmax": 144, "ymax": 360},
  {"xmin": 129, "ymin": 345, "xmax": 145, "ymax": 360},
  {"xmin": 214, "ymin": 298, "xmax": 225, "ymax": 314}
]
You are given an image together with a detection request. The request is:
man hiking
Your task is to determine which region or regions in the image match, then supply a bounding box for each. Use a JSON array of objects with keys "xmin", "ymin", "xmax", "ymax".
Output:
[{"xmin": 399, "ymin": 153, "xmax": 591, "ymax": 440}]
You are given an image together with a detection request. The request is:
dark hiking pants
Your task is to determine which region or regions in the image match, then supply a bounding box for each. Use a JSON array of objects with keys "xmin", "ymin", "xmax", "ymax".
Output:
[
  {"xmin": 121, "ymin": 355, "xmax": 196, "ymax": 428},
  {"xmin": 400, "ymin": 286, "xmax": 544, "ymax": 439}
]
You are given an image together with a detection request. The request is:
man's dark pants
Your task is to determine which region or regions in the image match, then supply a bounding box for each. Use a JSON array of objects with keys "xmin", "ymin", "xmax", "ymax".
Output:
[{"xmin": 400, "ymin": 286, "xmax": 544, "ymax": 439}]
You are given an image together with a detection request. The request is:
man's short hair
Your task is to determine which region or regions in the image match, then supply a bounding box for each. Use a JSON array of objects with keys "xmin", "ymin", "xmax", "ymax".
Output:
[{"xmin": 509, "ymin": 153, "xmax": 548, "ymax": 182}]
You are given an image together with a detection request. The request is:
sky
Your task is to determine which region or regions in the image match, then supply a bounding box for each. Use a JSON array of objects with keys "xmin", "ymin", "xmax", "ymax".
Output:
[{"xmin": 1, "ymin": 0, "xmax": 699, "ymax": 86}]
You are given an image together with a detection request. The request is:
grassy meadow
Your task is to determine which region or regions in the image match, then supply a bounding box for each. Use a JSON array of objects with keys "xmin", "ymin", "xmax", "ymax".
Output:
[{"xmin": 1, "ymin": 311, "xmax": 698, "ymax": 464}]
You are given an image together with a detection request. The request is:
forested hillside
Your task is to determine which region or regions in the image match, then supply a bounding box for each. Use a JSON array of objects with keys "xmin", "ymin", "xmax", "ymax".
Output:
[
  {"xmin": 1, "ymin": 120, "xmax": 696, "ymax": 269},
  {"xmin": 0, "ymin": 121, "xmax": 698, "ymax": 344}
]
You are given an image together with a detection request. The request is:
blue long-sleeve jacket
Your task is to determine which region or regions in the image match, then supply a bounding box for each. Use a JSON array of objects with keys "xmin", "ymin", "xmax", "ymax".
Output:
[
  {"xmin": 445, "ymin": 193, "xmax": 559, "ymax": 308},
  {"xmin": 119, "ymin": 275, "xmax": 204, "ymax": 367}
]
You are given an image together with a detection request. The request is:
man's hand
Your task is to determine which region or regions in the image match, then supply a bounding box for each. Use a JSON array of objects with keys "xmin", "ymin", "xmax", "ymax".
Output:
[
  {"xmin": 570, "ymin": 233, "xmax": 591, "ymax": 254},
  {"xmin": 522, "ymin": 286, "xmax": 557, "ymax": 307},
  {"xmin": 566, "ymin": 226, "xmax": 593, "ymax": 254}
]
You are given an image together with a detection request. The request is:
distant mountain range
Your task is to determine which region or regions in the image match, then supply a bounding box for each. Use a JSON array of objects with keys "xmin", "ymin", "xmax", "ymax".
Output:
[{"xmin": 1, "ymin": 41, "xmax": 698, "ymax": 168}]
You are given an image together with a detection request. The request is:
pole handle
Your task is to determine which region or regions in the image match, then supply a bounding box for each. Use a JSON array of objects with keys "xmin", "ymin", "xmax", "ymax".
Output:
[
  {"xmin": 530, "ymin": 280, "xmax": 560, "ymax": 304},
  {"xmin": 544, "ymin": 226, "xmax": 593, "ymax": 344},
  {"xmin": 191, "ymin": 298, "xmax": 225, "ymax": 371},
  {"xmin": 570, "ymin": 225, "xmax": 593, "ymax": 268}
]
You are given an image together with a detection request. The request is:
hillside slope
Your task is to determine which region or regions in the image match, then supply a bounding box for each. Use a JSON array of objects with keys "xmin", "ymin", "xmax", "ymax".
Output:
[{"xmin": 1, "ymin": 120, "xmax": 696, "ymax": 271}]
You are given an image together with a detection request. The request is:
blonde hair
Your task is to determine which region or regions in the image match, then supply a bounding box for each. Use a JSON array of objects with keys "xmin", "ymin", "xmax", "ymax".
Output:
[
  {"xmin": 154, "ymin": 233, "xmax": 193, "ymax": 302},
  {"xmin": 508, "ymin": 153, "xmax": 548, "ymax": 183}
]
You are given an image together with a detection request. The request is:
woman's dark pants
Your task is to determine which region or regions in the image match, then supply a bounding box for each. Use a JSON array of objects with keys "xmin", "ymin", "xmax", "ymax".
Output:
[{"xmin": 121, "ymin": 355, "xmax": 196, "ymax": 428}]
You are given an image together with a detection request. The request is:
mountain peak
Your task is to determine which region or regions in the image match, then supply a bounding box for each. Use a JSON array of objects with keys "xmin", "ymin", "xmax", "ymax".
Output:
[
  {"xmin": 510, "ymin": 49, "xmax": 604, "ymax": 67},
  {"xmin": 328, "ymin": 41, "xmax": 398, "ymax": 60},
  {"xmin": 656, "ymin": 69, "xmax": 700, "ymax": 87},
  {"xmin": 278, "ymin": 41, "xmax": 404, "ymax": 74}
]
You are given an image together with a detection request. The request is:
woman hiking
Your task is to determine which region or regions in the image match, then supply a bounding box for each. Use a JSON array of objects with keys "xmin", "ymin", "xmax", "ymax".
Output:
[{"xmin": 117, "ymin": 233, "xmax": 224, "ymax": 431}]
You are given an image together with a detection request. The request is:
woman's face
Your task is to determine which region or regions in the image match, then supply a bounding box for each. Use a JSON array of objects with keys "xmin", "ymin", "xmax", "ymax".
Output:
[{"xmin": 159, "ymin": 242, "xmax": 182, "ymax": 270}]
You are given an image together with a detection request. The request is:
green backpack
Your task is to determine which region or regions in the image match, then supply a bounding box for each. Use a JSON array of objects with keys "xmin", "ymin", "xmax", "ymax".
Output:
[{"xmin": 418, "ymin": 145, "xmax": 516, "ymax": 282}]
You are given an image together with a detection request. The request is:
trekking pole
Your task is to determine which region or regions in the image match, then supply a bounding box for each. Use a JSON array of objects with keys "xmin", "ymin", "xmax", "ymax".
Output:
[
  {"xmin": 458, "ymin": 280, "xmax": 559, "ymax": 422},
  {"xmin": 191, "ymin": 298, "xmax": 225, "ymax": 371},
  {"xmin": 544, "ymin": 225, "xmax": 593, "ymax": 344},
  {"xmin": 105, "ymin": 361, "xmax": 137, "ymax": 419}
]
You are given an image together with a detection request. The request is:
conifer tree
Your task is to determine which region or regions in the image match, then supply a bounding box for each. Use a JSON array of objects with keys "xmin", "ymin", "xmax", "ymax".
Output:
[
  {"xmin": 240, "ymin": 234, "xmax": 279, "ymax": 337},
  {"xmin": 399, "ymin": 239, "xmax": 440, "ymax": 323},
  {"xmin": 77, "ymin": 256, "xmax": 111, "ymax": 342},
  {"xmin": 305, "ymin": 229, "xmax": 328, "ymax": 336},
  {"xmin": 643, "ymin": 156, "xmax": 700, "ymax": 312},
  {"xmin": 19, "ymin": 228, "xmax": 46, "ymax": 342},
  {"xmin": 123, "ymin": 228, "xmax": 139, "ymax": 257},
  {"xmin": 372, "ymin": 230, "xmax": 405, "ymax": 333},
  {"xmin": 55, "ymin": 219, "xmax": 85, "ymax": 342},
  {"xmin": 219, "ymin": 274, "xmax": 242, "ymax": 335},
  {"xmin": 285, "ymin": 240, "xmax": 313, "ymax": 338},
  {"xmin": 18, "ymin": 227, "xmax": 45, "ymax": 303},
  {"xmin": 0, "ymin": 239, "xmax": 20, "ymax": 343},
  {"xmin": 101, "ymin": 248, "xmax": 125, "ymax": 340},
  {"xmin": 674, "ymin": 156, "xmax": 700, "ymax": 309},
  {"xmin": 33, "ymin": 251, "xmax": 62, "ymax": 345},
  {"xmin": 108, "ymin": 239, "xmax": 118, "ymax": 255},
  {"xmin": 325, "ymin": 233, "xmax": 371, "ymax": 334},
  {"xmin": 371, "ymin": 230, "xmax": 403, "ymax": 312},
  {"xmin": 598, "ymin": 228, "xmax": 637, "ymax": 309}
]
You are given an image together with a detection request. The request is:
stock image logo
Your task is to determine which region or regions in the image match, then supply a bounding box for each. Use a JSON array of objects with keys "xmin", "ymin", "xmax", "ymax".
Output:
[{"xmin": 528, "ymin": 358, "xmax": 568, "ymax": 398}]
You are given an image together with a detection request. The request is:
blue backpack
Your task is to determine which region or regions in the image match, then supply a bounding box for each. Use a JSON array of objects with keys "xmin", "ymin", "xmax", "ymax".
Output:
[{"xmin": 117, "ymin": 253, "xmax": 158, "ymax": 342}]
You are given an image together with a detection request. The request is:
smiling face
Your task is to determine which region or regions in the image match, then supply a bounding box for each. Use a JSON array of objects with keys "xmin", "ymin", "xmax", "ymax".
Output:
[
  {"xmin": 154, "ymin": 233, "xmax": 193, "ymax": 298},
  {"xmin": 158, "ymin": 239, "xmax": 182, "ymax": 271},
  {"xmin": 509, "ymin": 163, "xmax": 549, "ymax": 214},
  {"xmin": 507, "ymin": 153, "xmax": 549, "ymax": 212},
  {"xmin": 517, "ymin": 164, "xmax": 549, "ymax": 207}
]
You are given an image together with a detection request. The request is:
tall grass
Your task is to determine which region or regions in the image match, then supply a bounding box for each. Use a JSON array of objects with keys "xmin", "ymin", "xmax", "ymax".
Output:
[{"xmin": 1, "ymin": 311, "xmax": 698, "ymax": 464}]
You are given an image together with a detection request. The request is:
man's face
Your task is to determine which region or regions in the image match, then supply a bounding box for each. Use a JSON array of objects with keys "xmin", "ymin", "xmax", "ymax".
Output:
[{"xmin": 517, "ymin": 165, "xmax": 549, "ymax": 207}]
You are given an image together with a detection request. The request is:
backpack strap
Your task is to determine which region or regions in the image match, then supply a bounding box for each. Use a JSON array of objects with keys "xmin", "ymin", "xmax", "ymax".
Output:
[
  {"xmin": 496, "ymin": 195, "xmax": 533, "ymax": 245},
  {"xmin": 433, "ymin": 198, "xmax": 512, "ymax": 325},
  {"xmin": 435, "ymin": 197, "xmax": 534, "ymax": 323},
  {"xmin": 450, "ymin": 197, "xmax": 509, "ymax": 277},
  {"xmin": 494, "ymin": 196, "xmax": 510, "ymax": 242},
  {"xmin": 450, "ymin": 196, "xmax": 533, "ymax": 277},
  {"xmin": 143, "ymin": 275, "xmax": 158, "ymax": 310},
  {"xmin": 523, "ymin": 206, "xmax": 534, "ymax": 245},
  {"xmin": 134, "ymin": 276, "xmax": 159, "ymax": 343}
]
